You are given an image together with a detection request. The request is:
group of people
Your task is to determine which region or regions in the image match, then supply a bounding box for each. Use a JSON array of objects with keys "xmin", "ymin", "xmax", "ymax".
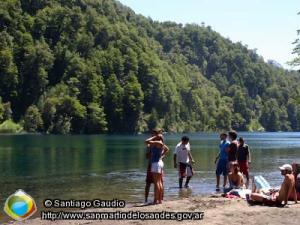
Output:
[
  {"xmin": 215, "ymin": 131, "xmax": 251, "ymax": 191},
  {"xmin": 144, "ymin": 128, "xmax": 195, "ymax": 204},
  {"xmin": 144, "ymin": 128, "xmax": 299, "ymax": 207}
]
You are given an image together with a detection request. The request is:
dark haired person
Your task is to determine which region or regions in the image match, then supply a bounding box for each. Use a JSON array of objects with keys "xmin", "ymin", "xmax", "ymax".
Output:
[
  {"xmin": 215, "ymin": 133, "xmax": 230, "ymax": 191},
  {"xmin": 145, "ymin": 134, "xmax": 169, "ymax": 204},
  {"xmin": 250, "ymin": 164, "xmax": 297, "ymax": 206},
  {"xmin": 237, "ymin": 137, "xmax": 251, "ymax": 188},
  {"xmin": 227, "ymin": 130, "xmax": 238, "ymax": 172},
  {"xmin": 228, "ymin": 162, "xmax": 244, "ymax": 189},
  {"xmin": 289, "ymin": 174, "xmax": 300, "ymax": 201},
  {"xmin": 173, "ymin": 136, "xmax": 195, "ymax": 188},
  {"xmin": 144, "ymin": 128, "xmax": 162, "ymax": 203}
]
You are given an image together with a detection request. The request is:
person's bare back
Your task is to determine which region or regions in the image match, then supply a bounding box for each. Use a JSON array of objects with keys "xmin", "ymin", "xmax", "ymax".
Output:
[
  {"xmin": 229, "ymin": 172, "xmax": 243, "ymax": 187},
  {"xmin": 277, "ymin": 173, "xmax": 296, "ymax": 204},
  {"xmin": 250, "ymin": 164, "xmax": 297, "ymax": 206},
  {"xmin": 228, "ymin": 163, "xmax": 244, "ymax": 188}
]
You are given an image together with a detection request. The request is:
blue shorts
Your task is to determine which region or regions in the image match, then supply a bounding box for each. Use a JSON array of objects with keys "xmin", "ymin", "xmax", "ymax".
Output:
[{"xmin": 216, "ymin": 159, "xmax": 228, "ymax": 176}]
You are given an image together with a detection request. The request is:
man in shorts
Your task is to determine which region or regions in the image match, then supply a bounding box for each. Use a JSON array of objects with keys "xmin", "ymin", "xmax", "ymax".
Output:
[
  {"xmin": 250, "ymin": 164, "xmax": 297, "ymax": 206},
  {"xmin": 227, "ymin": 130, "xmax": 238, "ymax": 172},
  {"xmin": 237, "ymin": 137, "xmax": 251, "ymax": 187},
  {"xmin": 215, "ymin": 133, "xmax": 230, "ymax": 191},
  {"xmin": 173, "ymin": 136, "xmax": 195, "ymax": 188}
]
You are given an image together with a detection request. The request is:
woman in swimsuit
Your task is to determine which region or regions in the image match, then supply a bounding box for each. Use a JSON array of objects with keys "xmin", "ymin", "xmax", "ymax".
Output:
[{"xmin": 145, "ymin": 134, "xmax": 169, "ymax": 204}]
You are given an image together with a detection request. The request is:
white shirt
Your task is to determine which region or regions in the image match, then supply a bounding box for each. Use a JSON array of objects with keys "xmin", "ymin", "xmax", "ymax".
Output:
[{"xmin": 174, "ymin": 142, "xmax": 191, "ymax": 163}]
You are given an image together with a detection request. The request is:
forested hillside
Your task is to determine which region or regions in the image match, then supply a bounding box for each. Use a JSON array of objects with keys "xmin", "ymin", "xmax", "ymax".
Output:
[{"xmin": 1, "ymin": 0, "xmax": 300, "ymax": 134}]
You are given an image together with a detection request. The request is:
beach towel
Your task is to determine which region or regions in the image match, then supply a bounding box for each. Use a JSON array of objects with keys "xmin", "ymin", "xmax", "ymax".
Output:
[
  {"xmin": 227, "ymin": 189, "xmax": 252, "ymax": 199},
  {"xmin": 253, "ymin": 175, "xmax": 271, "ymax": 192}
]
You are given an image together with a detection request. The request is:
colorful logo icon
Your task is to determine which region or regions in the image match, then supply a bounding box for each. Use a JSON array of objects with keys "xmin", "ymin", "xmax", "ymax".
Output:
[{"xmin": 4, "ymin": 189, "xmax": 37, "ymax": 221}]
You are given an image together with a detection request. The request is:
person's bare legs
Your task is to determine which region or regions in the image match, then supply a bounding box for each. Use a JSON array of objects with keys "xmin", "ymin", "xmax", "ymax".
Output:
[
  {"xmin": 153, "ymin": 173, "xmax": 160, "ymax": 204},
  {"xmin": 179, "ymin": 178, "xmax": 183, "ymax": 188},
  {"xmin": 145, "ymin": 182, "xmax": 151, "ymax": 203},
  {"xmin": 161, "ymin": 179, "xmax": 164, "ymax": 200},
  {"xmin": 158, "ymin": 175, "xmax": 163, "ymax": 204},
  {"xmin": 245, "ymin": 174, "xmax": 250, "ymax": 188},
  {"xmin": 185, "ymin": 176, "xmax": 192, "ymax": 188},
  {"xmin": 250, "ymin": 193, "xmax": 265, "ymax": 202},
  {"xmin": 216, "ymin": 175, "xmax": 220, "ymax": 190},
  {"xmin": 223, "ymin": 175, "xmax": 228, "ymax": 188}
]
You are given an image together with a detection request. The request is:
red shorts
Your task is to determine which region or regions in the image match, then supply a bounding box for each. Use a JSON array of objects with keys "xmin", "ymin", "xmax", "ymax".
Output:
[
  {"xmin": 289, "ymin": 192, "xmax": 300, "ymax": 201},
  {"xmin": 146, "ymin": 164, "xmax": 164, "ymax": 183},
  {"xmin": 238, "ymin": 161, "xmax": 249, "ymax": 176},
  {"xmin": 179, "ymin": 163, "xmax": 194, "ymax": 178},
  {"xmin": 262, "ymin": 192, "xmax": 282, "ymax": 206}
]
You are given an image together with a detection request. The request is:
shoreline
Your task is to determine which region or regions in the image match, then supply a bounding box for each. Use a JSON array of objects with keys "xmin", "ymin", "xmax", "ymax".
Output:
[
  {"xmin": 7, "ymin": 195, "xmax": 300, "ymax": 225},
  {"xmin": 0, "ymin": 130, "xmax": 284, "ymax": 136}
]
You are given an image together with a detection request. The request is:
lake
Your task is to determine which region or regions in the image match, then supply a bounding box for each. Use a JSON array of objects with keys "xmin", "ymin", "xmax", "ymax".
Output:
[{"xmin": 0, "ymin": 132, "xmax": 300, "ymax": 221}]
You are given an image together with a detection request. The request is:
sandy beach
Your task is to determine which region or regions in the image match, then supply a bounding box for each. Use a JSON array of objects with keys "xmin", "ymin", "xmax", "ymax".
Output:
[{"xmin": 8, "ymin": 195, "xmax": 300, "ymax": 225}]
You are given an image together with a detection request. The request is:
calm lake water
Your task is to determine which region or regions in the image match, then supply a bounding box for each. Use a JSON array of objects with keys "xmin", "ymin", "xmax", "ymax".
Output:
[{"xmin": 0, "ymin": 132, "xmax": 300, "ymax": 221}]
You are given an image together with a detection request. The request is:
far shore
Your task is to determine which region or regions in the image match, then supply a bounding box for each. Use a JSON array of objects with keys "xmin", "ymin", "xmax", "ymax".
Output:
[{"xmin": 8, "ymin": 195, "xmax": 300, "ymax": 225}]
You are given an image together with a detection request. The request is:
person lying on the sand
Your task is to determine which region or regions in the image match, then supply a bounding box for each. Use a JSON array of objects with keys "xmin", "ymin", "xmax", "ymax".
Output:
[
  {"xmin": 250, "ymin": 164, "xmax": 297, "ymax": 206},
  {"xmin": 228, "ymin": 162, "xmax": 244, "ymax": 189}
]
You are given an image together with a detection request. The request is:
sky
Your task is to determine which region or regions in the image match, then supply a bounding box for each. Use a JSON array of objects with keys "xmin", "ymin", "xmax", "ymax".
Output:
[{"xmin": 118, "ymin": 0, "xmax": 299, "ymax": 69}]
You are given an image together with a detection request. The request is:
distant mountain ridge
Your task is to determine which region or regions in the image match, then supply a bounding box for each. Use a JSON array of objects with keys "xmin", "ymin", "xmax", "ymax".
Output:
[
  {"xmin": 267, "ymin": 59, "xmax": 283, "ymax": 68},
  {"xmin": 0, "ymin": 0, "xmax": 300, "ymax": 134}
]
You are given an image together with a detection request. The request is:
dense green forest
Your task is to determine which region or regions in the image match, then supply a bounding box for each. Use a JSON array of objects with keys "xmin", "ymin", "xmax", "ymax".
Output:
[{"xmin": 0, "ymin": 0, "xmax": 300, "ymax": 134}]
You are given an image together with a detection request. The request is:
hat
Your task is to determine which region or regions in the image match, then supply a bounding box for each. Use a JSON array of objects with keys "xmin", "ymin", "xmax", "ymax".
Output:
[{"xmin": 279, "ymin": 164, "xmax": 292, "ymax": 171}]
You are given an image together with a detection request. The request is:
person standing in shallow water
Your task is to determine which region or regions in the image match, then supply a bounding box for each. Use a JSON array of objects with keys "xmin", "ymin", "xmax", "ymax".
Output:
[
  {"xmin": 144, "ymin": 128, "xmax": 163, "ymax": 203},
  {"xmin": 145, "ymin": 133, "xmax": 169, "ymax": 204},
  {"xmin": 237, "ymin": 137, "xmax": 251, "ymax": 188},
  {"xmin": 173, "ymin": 136, "xmax": 195, "ymax": 188},
  {"xmin": 227, "ymin": 130, "xmax": 238, "ymax": 172},
  {"xmin": 215, "ymin": 133, "xmax": 230, "ymax": 191}
]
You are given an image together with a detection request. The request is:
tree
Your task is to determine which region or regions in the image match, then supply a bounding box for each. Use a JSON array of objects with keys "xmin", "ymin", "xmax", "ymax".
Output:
[
  {"xmin": 0, "ymin": 98, "xmax": 4, "ymax": 122},
  {"xmin": 24, "ymin": 105, "xmax": 43, "ymax": 132},
  {"xmin": 41, "ymin": 97, "xmax": 58, "ymax": 133},
  {"xmin": 3, "ymin": 102, "xmax": 12, "ymax": 120},
  {"xmin": 84, "ymin": 103, "xmax": 107, "ymax": 134},
  {"xmin": 17, "ymin": 38, "xmax": 54, "ymax": 116},
  {"xmin": 104, "ymin": 74, "xmax": 124, "ymax": 132},
  {"xmin": 56, "ymin": 96, "xmax": 86, "ymax": 133},
  {"xmin": 123, "ymin": 73, "xmax": 144, "ymax": 132},
  {"xmin": 0, "ymin": 0, "xmax": 299, "ymax": 134},
  {"xmin": 260, "ymin": 99, "xmax": 281, "ymax": 131},
  {"xmin": 0, "ymin": 31, "xmax": 18, "ymax": 101},
  {"xmin": 290, "ymin": 12, "xmax": 300, "ymax": 67},
  {"xmin": 215, "ymin": 106, "xmax": 232, "ymax": 131}
]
